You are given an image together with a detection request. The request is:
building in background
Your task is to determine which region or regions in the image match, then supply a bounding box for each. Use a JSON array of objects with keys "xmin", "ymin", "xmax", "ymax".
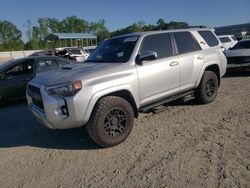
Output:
[
  {"xmin": 46, "ymin": 33, "xmax": 97, "ymax": 47},
  {"xmin": 215, "ymin": 23, "xmax": 250, "ymax": 40}
]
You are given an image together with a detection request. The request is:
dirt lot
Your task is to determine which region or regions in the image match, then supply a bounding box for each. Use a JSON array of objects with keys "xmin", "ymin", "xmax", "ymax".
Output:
[{"xmin": 0, "ymin": 71, "xmax": 249, "ymax": 188}]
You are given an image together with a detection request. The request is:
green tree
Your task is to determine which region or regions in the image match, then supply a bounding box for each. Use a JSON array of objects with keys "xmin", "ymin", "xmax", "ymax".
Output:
[
  {"xmin": 110, "ymin": 21, "xmax": 145, "ymax": 37},
  {"xmin": 48, "ymin": 18, "xmax": 64, "ymax": 33},
  {"xmin": 89, "ymin": 20, "xmax": 110, "ymax": 42},
  {"xmin": 0, "ymin": 20, "xmax": 24, "ymax": 51},
  {"xmin": 156, "ymin": 18, "xmax": 168, "ymax": 30},
  {"xmin": 62, "ymin": 16, "xmax": 88, "ymax": 33},
  {"xmin": 168, "ymin": 21, "xmax": 188, "ymax": 29},
  {"xmin": 24, "ymin": 26, "xmax": 43, "ymax": 50}
]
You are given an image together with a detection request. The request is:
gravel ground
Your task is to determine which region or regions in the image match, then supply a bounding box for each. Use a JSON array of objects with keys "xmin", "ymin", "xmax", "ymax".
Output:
[{"xmin": 0, "ymin": 71, "xmax": 249, "ymax": 188}]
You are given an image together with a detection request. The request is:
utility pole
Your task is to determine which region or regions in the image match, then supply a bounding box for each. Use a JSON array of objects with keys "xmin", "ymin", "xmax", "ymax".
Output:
[{"xmin": 23, "ymin": 19, "xmax": 33, "ymax": 42}]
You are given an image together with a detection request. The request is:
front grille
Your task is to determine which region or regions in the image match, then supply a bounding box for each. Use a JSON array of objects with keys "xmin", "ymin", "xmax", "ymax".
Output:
[
  {"xmin": 227, "ymin": 56, "xmax": 250, "ymax": 65},
  {"xmin": 27, "ymin": 85, "xmax": 44, "ymax": 110}
]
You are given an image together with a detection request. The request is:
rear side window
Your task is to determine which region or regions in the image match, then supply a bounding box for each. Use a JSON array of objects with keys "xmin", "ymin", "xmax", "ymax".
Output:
[
  {"xmin": 173, "ymin": 32, "xmax": 201, "ymax": 54},
  {"xmin": 140, "ymin": 33, "xmax": 173, "ymax": 59},
  {"xmin": 198, "ymin": 30, "xmax": 219, "ymax": 47},
  {"xmin": 219, "ymin": 37, "xmax": 231, "ymax": 43}
]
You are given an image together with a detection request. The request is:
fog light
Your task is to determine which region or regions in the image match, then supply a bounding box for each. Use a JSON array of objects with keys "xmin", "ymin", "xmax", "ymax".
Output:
[{"xmin": 61, "ymin": 105, "xmax": 68, "ymax": 115}]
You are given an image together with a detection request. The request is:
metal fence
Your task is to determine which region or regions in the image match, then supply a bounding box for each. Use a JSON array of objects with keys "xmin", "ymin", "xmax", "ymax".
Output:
[{"xmin": 0, "ymin": 50, "xmax": 40, "ymax": 63}]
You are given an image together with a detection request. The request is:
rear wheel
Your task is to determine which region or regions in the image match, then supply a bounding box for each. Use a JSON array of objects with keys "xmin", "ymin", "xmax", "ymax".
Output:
[
  {"xmin": 87, "ymin": 96, "xmax": 134, "ymax": 147},
  {"xmin": 195, "ymin": 71, "xmax": 219, "ymax": 104}
]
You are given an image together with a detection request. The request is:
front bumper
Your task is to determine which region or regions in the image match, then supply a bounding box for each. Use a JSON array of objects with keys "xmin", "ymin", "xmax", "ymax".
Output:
[
  {"xmin": 30, "ymin": 103, "xmax": 56, "ymax": 129},
  {"xmin": 27, "ymin": 82, "xmax": 89, "ymax": 129}
]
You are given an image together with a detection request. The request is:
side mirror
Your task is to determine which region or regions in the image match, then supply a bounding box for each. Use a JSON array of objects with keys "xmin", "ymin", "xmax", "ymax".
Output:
[{"xmin": 136, "ymin": 51, "xmax": 157, "ymax": 65}]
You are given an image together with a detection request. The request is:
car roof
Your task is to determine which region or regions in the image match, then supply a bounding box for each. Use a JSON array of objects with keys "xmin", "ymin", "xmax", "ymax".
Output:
[{"xmin": 112, "ymin": 28, "xmax": 215, "ymax": 39}]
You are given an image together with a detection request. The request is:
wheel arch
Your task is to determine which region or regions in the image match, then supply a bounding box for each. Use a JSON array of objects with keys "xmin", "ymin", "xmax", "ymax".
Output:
[
  {"xmin": 102, "ymin": 90, "xmax": 139, "ymax": 118},
  {"xmin": 84, "ymin": 88, "xmax": 139, "ymax": 124},
  {"xmin": 196, "ymin": 63, "xmax": 221, "ymax": 87}
]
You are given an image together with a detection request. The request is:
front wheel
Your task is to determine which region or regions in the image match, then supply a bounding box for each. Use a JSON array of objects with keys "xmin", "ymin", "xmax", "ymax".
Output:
[
  {"xmin": 86, "ymin": 96, "xmax": 134, "ymax": 147},
  {"xmin": 195, "ymin": 71, "xmax": 219, "ymax": 104}
]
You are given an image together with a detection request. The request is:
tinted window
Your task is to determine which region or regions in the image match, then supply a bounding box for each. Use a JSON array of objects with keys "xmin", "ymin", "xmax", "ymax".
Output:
[
  {"xmin": 140, "ymin": 33, "xmax": 173, "ymax": 59},
  {"xmin": 6, "ymin": 60, "xmax": 34, "ymax": 77},
  {"xmin": 37, "ymin": 59, "xmax": 58, "ymax": 72},
  {"xmin": 232, "ymin": 41, "xmax": 250, "ymax": 50},
  {"xmin": 57, "ymin": 50, "xmax": 67, "ymax": 56},
  {"xmin": 219, "ymin": 37, "xmax": 231, "ymax": 43},
  {"xmin": 198, "ymin": 30, "xmax": 219, "ymax": 47},
  {"xmin": 174, "ymin": 32, "xmax": 201, "ymax": 54}
]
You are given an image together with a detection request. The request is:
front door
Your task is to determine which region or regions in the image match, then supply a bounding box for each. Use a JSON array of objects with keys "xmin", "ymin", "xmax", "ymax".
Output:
[
  {"xmin": 0, "ymin": 59, "xmax": 35, "ymax": 100},
  {"xmin": 136, "ymin": 33, "xmax": 180, "ymax": 105}
]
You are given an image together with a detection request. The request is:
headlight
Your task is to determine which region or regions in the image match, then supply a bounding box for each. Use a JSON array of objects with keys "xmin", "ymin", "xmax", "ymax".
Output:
[{"xmin": 46, "ymin": 81, "xmax": 82, "ymax": 97}]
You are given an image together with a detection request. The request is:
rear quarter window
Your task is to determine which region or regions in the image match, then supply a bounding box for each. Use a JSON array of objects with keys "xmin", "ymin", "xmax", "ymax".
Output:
[{"xmin": 198, "ymin": 30, "xmax": 219, "ymax": 47}]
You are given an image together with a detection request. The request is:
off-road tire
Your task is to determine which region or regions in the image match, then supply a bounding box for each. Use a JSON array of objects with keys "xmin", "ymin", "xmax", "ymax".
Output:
[
  {"xmin": 195, "ymin": 71, "xmax": 219, "ymax": 104},
  {"xmin": 87, "ymin": 96, "xmax": 134, "ymax": 147}
]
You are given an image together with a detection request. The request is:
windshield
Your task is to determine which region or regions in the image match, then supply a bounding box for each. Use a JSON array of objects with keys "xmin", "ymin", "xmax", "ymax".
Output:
[
  {"xmin": 231, "ymin": 41, "xmax": 250, "ymax": 50},
  {"xmin": 86, "ymin": 36, "xmax": 138, "ymax": 63}
]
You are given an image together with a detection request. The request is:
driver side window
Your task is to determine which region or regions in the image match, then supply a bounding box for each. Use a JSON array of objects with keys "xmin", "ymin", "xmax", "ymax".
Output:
[
  {"xmin": 139, "ymin": 33, "xmax": 174, "ymax": 60},
  {"xmin": 6, "ymin": 60, "xmax": 34, "ymax": 78}
]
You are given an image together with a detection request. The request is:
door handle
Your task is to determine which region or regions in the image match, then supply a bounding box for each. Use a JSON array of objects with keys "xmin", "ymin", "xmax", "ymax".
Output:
[
  {"xmin": 170, "ymin": 61, "xmax": 179, "ymax": 67},
  {"xmin": 197, "ymin": 55, "xmax": 204, "ymax": 60}
]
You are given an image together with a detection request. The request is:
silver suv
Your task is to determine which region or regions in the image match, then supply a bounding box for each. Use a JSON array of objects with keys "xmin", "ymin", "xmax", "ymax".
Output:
[{"xmin": 27, "ymin": 28, "xmax": 227, "ymax": 147}]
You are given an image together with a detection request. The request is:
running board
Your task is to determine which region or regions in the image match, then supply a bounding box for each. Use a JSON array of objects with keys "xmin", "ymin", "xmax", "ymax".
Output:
[{"xmin": 139, "ymin": 90, "xmax": 194, "ymax": 113}]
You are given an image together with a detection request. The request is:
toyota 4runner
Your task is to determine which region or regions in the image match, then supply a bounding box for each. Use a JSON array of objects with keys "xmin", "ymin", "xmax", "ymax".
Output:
[{"xmin": 27, "ymin": 28, "xmax": 227, "ymax": 147}]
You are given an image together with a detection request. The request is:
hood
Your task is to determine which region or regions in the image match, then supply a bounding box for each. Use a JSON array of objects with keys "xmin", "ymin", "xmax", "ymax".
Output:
[
  {"xmin": 225, "ymin": 49, "xmax": 250, "ymax": 57},
  {"xmin": 32, "ymin": 63, "xmax": 127, "ymax": 86}
]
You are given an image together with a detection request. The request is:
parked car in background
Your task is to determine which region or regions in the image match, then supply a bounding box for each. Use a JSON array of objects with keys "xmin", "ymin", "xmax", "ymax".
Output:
[
  {"xmin": 29, "ymin": 50, "xmax": 56, "ymax": 57},
  {"xmin": 82, "ymin": 46, "xmax": 96, "ymax": 55},
  {"xmin": 218, "ymin": 35, "xmax": 238, "ymax": 51},
  {"xmin": 0, "ymin": 56, "xmax": 73, "ymax": 102},
  {"xmin": 225, "ymin": 39, "xmax": 250, "ymax": 69},
  {"xmin": 27, "ymin": 28, "xmax": 226, "ymax": 147},
  {"xmin": 55, "ymin": 47, "xmax": 89, "ymax": 62}
]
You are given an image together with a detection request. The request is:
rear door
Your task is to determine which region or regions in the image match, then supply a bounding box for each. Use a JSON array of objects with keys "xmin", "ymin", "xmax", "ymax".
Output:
[{"xmin": 173, "ymin": 31, "xmax": 204, "ymax": 91}]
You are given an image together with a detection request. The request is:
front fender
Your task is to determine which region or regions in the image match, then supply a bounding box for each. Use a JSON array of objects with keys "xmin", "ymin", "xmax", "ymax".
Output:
[{"xmin": 83, "ymin": 84, "xmax": 139, "ymax": 123}]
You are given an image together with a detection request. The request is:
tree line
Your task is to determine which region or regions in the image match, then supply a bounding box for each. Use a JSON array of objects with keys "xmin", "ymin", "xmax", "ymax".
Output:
[{"xmin": 0, "ymin": 16, "xmax": 189, "ymax": 51}]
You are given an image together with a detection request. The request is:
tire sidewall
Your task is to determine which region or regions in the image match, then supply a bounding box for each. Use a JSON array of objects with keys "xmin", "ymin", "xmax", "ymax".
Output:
[
  {"xmin": 200, "ymin": 71, "xmax": 218, "ymax": 103},
  {"xmin": 89, "ymin": 97, "xmax": 134, "ymax": 147}
]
